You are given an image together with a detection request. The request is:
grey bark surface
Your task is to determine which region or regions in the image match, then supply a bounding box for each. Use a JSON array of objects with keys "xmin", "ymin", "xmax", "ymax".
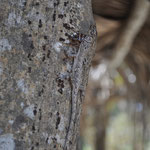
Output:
[{"xmin": 0, "ymin": 0, "xmax": 96, "ymax": 150}]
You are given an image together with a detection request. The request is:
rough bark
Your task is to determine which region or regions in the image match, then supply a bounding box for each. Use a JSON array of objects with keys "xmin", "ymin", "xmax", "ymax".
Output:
[{"xmin": 0, "ymin": 0, "xmax": 96, "ymax": 150}]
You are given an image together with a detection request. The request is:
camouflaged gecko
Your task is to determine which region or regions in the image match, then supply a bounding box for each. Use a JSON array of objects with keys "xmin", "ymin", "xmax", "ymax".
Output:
[{"xmin": 64, "ymin": 25, "xmax": 97, "ymax": 150}]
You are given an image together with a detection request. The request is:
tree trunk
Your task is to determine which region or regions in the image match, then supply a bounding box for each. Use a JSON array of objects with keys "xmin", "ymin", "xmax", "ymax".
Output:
[
  {"xmin": 94, "ymin": 106, "xmax": 107, "ymax": 150},
  {"xmin": 0, "ymin": 0, "xmax": 96, "ymax": 150}
]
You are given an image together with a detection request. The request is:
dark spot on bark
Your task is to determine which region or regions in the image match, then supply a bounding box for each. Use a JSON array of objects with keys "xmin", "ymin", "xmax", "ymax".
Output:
[
  {"xmin": 59, "ymin": 38, "xmax": 65, "ymax": 42},
  {"xmin": 42, "ymin": 45, "xmax": 46, "ymax": 51},
  {"xmin": 65, "ymin": 33, "xmax": 69, "ymax": 37},
  {"xmin": 69, "ymin": 141, "xmax": 72, "ymax": 144},
  {"xmin": 39, "ymin": 109, "xmax": 42, "ymax": 120},
  {"xmin": 57, "ymin": 101, "xmax": 60, "ymax": 104},
  {"xmin": 53, "ymin": 145, "xmax": 56, "ymax": 148},
  {"xmin": 58, "ymin": 14, "xmax": 63, "ymax": 19},
  {"xmin": 36, "ymin": 142, "xmax": 39, "ymax": 146},
  {"xmin": 28, "ymin": 20, "xmax": 32, "ymax": 25},
  {"xmin": 32, "ymin": 124, "xmax": 36, "ymax": 132},
  {"xmin": 54, "ymin": 3, "xmax": 57, "ymax": 7},
  {"xmin": 64, "ymin": 1, "xmax": 69, "ymax": 6},
  {"xmin": 46, "ymin": 137, "xmax": 49, "ymax": 143},
  {"xmin": 30, "ymin": 42, "xmax": 34, "ymax": 49},
  {"xmin": 42, "ymin": 55, "xmax": 46, "ymax": 62},
  {"xmin": 60, "ymin": 30, "xmax": 63, "ymax": 32},
  {"xmin": 63, "ymin": 23, "xmax": 73, "ymax": 30},
  {"xmin": 56, "ymin": 77, "xmax": 64, "ymax": 94},
  {"xmin": 41, "ymin": 88, "xmax": 44, "ymax": 94},
  {"xmin": 83, "ymin": 58, "xmax": 87, "ymax": 65},
  {"xmin": 70, "ymin": 9, "xmax": 76, "ymax": 13},
  {"xmin": 44, "ymin": 36, "xmax": 48, "ymax": 40},
  {"xmin": 29, "ymin": 34, "xmax": 32, "ymax": 37},
  {"xmin": 65, "ymin": 127, "xmax": 68, "ymax": 131},
  {"xmin": 63, "ymin": 58, "xmax": 67, "ymax": 63},
  {"xmin": 28, "ymin": 67, "xmax": 32, "ymax": 73},
  {"xmin": 53, "ymin": 11, "xmax": 56, "ymax": 21},
  {"xmin": 31, "ymin": 146, "xmax": 34, "ymax": 150},
  {"xmin": 56, "ymin": 112, "xmax": 59, "ymax": 116},
  {"xmin": 27, "ymin": 53, "xmax": 33, "ymax": 61},
  {"xmin": 70, "ymin": 19, "xmax": 73, "ymax": 24},
  {"xmin": 35, "ymin": 2, "xmax": 40, "ymax": 6},
  {"xmin": 28, "ymin": 54, "xmax": 30, "ymax": 58},
  {"xmin": 28, "ymin": 53, "xmax": 31, "ymax": 59},
  {"xmin": 54, "ymin": 0, "xmax": 59, "ymax": 7},
  {"xmin": 56, "ymin": 116, "xmax": 61, "ymax": 129},
  {"xmin": 38, "ymin": 19, "xmax": 42, "ymax": 28},
  {"xmin": 56, "ymin": 78, "xmax": 64, "ymax": 88},
  {"xmin": 23, "ymin": 2, "xmax": 27, "ymax": 6},
  {"xmin": 58, "ymin": 89, "xmax": 63, "ymax": 94},
  {"xmin": 38, "ymin": 88, "xmax": 44, "ymax": 96},
  {"xmin": 47, "ymin": 50, "xmax": 51, "ymax": 58},
  {"xmin": 49, "ymin": 112, "xmax": 53, "ymax": 117},
  {"xmin": 52, "ymin": 137, "xmax": 57, "ymax": 142},
  {"xmin": 36, "ymin": 12, "xmax": 39, "ymax": 15},
  {"xmin": 33, "ymin": 109, "xmax": 37, "ymax": 116}
]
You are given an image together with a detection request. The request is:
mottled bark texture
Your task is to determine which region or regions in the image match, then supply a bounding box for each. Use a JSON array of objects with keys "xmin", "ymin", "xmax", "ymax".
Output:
[{"xmin": 0, "ymin": 0, "xmax": 96, "ymax": 150}]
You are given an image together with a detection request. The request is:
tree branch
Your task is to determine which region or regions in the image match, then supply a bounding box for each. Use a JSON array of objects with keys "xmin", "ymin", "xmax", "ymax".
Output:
[{"xmin": 109, "ymin": 0, "xmax": 150, "ymax": 69}]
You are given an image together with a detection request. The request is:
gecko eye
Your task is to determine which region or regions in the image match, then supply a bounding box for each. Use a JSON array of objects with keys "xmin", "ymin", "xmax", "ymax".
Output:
[
  {"xmin": 89, "ymin": 25, "xmax": 97, "ymax": 36},
  {"xmin": 84, "ymin": 36, "xmax": 93, "ymax": 43}
]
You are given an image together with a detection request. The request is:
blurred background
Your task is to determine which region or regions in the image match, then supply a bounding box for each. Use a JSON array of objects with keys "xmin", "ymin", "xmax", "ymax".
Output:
[{"xmin": 79, "ymin": 0, "xmax": 150, "ymax": 150}]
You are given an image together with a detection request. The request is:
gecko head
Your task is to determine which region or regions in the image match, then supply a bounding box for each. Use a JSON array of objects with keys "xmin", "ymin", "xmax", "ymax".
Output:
[{"xmin": 84, "ymin": 36, "xmax": 93, "ymax": 43}]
